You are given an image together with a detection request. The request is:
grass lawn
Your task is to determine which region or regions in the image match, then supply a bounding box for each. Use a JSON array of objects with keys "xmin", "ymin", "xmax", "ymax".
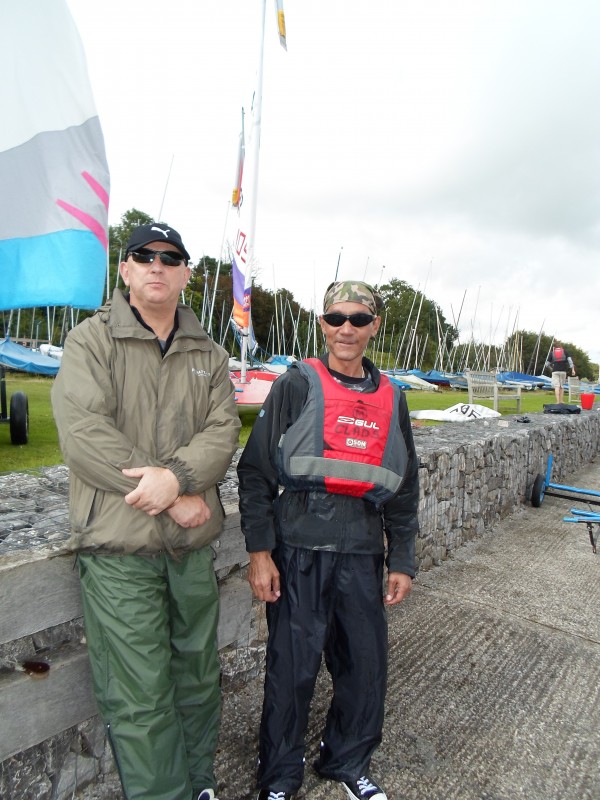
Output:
[
  {"xmin": 1, "ymin": 374, "xmax": 63, "ymax": 473},
  {"xmin": 0, "ymin": 373, "xmax": 568, "ymax": 474}
]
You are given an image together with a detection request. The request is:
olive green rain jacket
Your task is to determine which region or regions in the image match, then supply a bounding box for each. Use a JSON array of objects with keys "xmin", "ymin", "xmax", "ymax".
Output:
[{"xmin": 51, "ymin": 289, "xmax": 241, "ymax": 556}]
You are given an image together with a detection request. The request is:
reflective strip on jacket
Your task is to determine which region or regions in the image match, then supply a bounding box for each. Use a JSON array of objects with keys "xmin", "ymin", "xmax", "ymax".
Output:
[{"xmin": 238, "ymin": 354, "xmax": 420, "ymax": 573}]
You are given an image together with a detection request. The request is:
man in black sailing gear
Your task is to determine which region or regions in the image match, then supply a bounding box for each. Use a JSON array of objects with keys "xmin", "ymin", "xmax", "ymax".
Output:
[{"xmin": 238, "ymin": 280, "xmax": 420, "ymax": 800}]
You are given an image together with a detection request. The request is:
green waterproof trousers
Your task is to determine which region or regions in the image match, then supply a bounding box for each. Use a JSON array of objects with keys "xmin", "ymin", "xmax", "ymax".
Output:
[{"xmin": 78, "ymin": 548, "xmax": 220, "ymax": 800}]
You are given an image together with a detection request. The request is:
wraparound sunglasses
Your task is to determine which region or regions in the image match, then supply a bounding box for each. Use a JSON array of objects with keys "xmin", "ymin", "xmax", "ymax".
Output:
[
  {"xmin": 322, "ymin": 312, "xmax": 375, "ymax": 328},
  {"xmin": 129, "ymin": 248, "xmax": 187, "ymax": 267}
]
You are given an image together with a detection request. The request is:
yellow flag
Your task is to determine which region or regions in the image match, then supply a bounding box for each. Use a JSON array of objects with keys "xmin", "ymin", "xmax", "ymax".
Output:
[
  {"xmin": 231, "ymin": 110, "xmax": 245, "ymax": 208},
  {"xmin": 275, "ymin": 0, "xmax": 287, "ymax": 50}
]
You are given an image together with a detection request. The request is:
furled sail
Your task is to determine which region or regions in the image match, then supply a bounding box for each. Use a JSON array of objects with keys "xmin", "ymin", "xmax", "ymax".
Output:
[{"xmin": 230, "ymin": 0, "xmax": 286, "ymax": 379}]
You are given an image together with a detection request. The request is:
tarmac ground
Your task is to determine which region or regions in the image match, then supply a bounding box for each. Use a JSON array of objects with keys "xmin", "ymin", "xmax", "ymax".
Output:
[{"xmin": 79, "ymin": 458, "xmax": 600, "ymax": 800}]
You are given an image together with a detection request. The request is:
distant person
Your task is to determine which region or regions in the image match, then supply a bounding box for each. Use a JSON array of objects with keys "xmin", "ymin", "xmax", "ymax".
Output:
[
  {"xmin": 51, "ymin": 222, "xmax": 241, "ymax": 800},
  {"xmin": 546, "ymin": 341, "xmax": 576, "ymax": 404},
  {"xmin": 238, "ymin": 280, "xmax": 420, "ymax": 800}
]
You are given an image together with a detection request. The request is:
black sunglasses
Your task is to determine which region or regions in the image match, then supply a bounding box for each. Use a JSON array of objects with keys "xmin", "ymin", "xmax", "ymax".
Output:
[
  {"xmin": 322, "ymin": 312, "xmax": 375, "ymax": 328},
  {"xmin": 129, "ymin": 248, "xmax": 187, "ymax": 267}
]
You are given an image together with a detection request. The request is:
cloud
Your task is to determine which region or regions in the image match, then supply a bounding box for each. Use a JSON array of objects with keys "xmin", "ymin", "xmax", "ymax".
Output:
[{"xmin": 65, "ymin": 0, "xmax": 600, "ymax": 365}]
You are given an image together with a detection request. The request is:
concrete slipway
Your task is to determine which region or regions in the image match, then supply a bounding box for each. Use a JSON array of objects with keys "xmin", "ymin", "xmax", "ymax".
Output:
[{"xmin": 80, "ymin": 459, "xmax": 600, "ymax": 800}]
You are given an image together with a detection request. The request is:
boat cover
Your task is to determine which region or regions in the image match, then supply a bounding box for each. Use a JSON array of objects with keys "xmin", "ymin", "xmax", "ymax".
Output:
[{"xmin": 0, "ymin": 337, "xmax": 60, "ymax": 376}]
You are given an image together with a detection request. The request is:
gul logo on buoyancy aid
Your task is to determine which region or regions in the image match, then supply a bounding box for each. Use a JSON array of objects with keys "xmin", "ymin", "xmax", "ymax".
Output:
[{"xmin": 277, "ymin": 359, "xmax": 409, "ymax": 506}]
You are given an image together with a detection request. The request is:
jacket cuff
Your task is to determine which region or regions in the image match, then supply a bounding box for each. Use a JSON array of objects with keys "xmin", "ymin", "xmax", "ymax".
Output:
[{"xmin": 164, "ymin": 458, "xmax": 190, "ymax": 495}]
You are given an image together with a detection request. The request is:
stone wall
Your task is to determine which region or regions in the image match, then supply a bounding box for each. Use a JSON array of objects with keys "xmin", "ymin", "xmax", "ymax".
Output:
[
  {"xmin": 1, "ymin": 410, "xmax": 599, "ymax": 799},
  {"xmin": 414, "ymin": 410, "xmax": 600, "ymax": 566}
]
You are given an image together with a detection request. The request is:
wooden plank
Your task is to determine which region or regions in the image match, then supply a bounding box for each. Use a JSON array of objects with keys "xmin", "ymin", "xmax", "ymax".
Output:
[
  {"xmin": 0, "ymin": 553, "xmax": 82, "ymax": 644},
  {"xmin": 0, "ymin": 644, "xmax": 98, "ymax": 761},
  {"xmin": 0, "ymin": 513, "xmax": 247, "ymax": 645},
  {"xmin": 214, "ymin": 511, "xmax": 248, "ymax": 574},
  {"xmin": 0, "ymin": 579, "xmax": 253, "ymax": 761},
  {"xmin": 217, "ymin": 575, "xmax": 252, "ymax": 649}
]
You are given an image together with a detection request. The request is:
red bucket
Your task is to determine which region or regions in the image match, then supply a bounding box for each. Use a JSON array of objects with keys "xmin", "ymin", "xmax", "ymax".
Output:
[{"xmin": 581, "ymin": 393, "xmax": 595, "ymax": 410}]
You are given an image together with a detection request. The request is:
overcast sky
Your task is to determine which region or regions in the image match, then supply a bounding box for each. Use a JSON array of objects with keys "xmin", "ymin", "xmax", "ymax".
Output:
[{"xmin": 66, "ymin": 0, "xmax": 600, "ymax": 367}]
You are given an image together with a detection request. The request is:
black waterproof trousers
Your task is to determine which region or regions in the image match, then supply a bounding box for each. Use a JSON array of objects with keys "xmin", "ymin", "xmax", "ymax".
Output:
[{"xmin": 257, "ymin": 544, "xmax": 388, "ymax": 793}]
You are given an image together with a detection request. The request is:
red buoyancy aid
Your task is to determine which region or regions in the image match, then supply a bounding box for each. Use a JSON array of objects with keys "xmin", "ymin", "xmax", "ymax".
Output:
[
  {"xmin": 277, "ymin": 358, "xmax": 409, "ymax": 507},
  {"xmin": 553, "ymin": 346, "xmax": 565, "ymax": 362}
]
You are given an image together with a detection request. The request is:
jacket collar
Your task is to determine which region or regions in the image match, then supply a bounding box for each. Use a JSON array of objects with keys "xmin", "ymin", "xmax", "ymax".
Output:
[{"xmin": 103, "ymin": 289, "xmax": 210, "ymax": 344}]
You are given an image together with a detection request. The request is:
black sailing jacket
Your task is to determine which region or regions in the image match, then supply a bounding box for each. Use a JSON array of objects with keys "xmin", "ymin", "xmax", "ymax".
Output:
[{"xmin": 237, "ymin": 354, "xmax": 420, "ymax": 575}]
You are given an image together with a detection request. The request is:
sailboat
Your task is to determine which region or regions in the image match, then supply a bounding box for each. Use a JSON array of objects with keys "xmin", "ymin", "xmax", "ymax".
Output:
[
  {"xmin": 0, "ymin": 337, "xmax": 60, "ymax": 376},
  {"xmin": 228, "ymin": 0, "xmax": 286, "ymax": 417},
  {"xmin": 230, "ymin": 369, "xmax": 278, "ymax": 415}
]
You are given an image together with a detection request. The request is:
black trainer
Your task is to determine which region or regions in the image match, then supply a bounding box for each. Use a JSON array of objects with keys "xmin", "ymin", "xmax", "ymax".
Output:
[
  {"xmin": 342, "ymin": 775, "xmax": 387, "ymax": 800},
  {"xmin": 256, "ymin": 791, "xmax": 293, "ymax": 800}
]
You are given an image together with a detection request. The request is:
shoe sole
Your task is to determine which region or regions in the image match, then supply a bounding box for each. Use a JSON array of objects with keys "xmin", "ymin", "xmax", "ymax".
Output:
[{"xmin": 341, "ymin": 782, "xmax": 386, "ymax": 800}]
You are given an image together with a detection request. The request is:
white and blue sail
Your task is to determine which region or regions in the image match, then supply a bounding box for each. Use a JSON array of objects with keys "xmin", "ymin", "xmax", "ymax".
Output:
[{"xmin": 0, "ymin": 0, "xmax": 109, "ymax": 311}]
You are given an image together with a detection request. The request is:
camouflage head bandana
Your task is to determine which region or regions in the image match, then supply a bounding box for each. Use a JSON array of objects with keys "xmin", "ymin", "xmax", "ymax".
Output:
[{"xmin": 323, "ymin": 281, "xmax": 383, "ymax": 314}]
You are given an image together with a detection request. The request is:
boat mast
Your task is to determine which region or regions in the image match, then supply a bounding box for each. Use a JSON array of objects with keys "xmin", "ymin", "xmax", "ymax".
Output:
[{"xmin": 239, "ymin": 0, "xmax": 267, "ymax": 383}]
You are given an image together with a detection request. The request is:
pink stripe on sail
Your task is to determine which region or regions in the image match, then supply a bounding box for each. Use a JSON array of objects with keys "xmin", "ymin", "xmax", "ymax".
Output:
[
  {"xmin": 82, "ymin": 170, "xmax": 109, "ymax": 210},
  {"xmin": 56, "ymin": 170, "xmax": 109, "ymax": 250},
  {"xmin": 56, "ymin": 199, "xmax": 108, "ymax": 250}
]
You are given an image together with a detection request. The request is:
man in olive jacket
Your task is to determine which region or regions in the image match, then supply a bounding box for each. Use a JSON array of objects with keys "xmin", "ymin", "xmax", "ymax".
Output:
[{"xmin": 52, "ymin": 223, "xmax": 240, "ymax": 800}]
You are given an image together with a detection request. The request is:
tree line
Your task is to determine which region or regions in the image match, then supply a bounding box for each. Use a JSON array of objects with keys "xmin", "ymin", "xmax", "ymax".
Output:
[{"xmin": 2, "ymin": 207, "xmax": 597, "ymax": 381}]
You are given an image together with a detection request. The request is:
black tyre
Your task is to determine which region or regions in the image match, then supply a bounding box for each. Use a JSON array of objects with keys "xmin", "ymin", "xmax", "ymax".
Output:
[
  {"xmin": 531, "ymin": 473, "xmax": 545, "ymax": 507},
  {"xmin": 10, "ymin": 391, "xmax": 29, "ymax": 445}
]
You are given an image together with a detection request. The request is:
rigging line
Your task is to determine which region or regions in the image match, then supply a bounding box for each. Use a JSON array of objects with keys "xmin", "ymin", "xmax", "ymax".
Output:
[{"xmin": 157, "ymin": 154, "xmax": 175, "ymax": 221}]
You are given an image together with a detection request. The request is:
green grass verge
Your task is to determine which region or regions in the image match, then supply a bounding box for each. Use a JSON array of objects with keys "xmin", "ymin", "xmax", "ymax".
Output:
[
  {"xmin": 1, "ymin": 374, "xmax": 63, "ymax": 473},
  {"xmin": 0, "ymin": 373, "xmax": 575, "ymax": 474}
]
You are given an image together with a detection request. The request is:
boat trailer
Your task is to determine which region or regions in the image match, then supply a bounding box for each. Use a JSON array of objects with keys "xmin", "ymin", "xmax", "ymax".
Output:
[{"xmin": 531, "ymin": 454, "xmax": 600, "ymax": 553}]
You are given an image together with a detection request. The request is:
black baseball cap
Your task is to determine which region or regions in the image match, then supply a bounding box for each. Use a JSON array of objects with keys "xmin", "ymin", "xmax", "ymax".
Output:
[{"xmin": 125, "ymin": 223, "xmax": 190, "ymax": 262}]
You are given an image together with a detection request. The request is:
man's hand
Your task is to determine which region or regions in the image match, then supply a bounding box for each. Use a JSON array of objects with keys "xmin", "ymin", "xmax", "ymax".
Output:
[
  {"xmin": 384, "ymin": 571, "xmax": 413, "ymax": 606},
  {"xmin": 248, "ymin": 551, "xmax": 281, "ymax": 603},
  {"xmin": 166, "ymin": 495, "xmax": 212, "ymax": 528},
  {"xmin": 122, "ymin": 466, "xmax": 179, "ymax": 515}
]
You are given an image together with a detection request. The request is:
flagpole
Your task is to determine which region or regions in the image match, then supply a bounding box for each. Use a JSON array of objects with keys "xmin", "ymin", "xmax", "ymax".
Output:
[{"xmin": 240, "ymin": 0, "xmax": 266, "ymax": 383}]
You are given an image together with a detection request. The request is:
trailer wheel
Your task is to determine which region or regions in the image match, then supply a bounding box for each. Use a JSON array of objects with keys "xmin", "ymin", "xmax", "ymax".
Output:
[
  {"xmin": 10, "ymin": 391, "xmax": 29, "ymax": 445},
  {"xmin": 531, "ymin": 473, "xmax": 545, "ymax": 507}
]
